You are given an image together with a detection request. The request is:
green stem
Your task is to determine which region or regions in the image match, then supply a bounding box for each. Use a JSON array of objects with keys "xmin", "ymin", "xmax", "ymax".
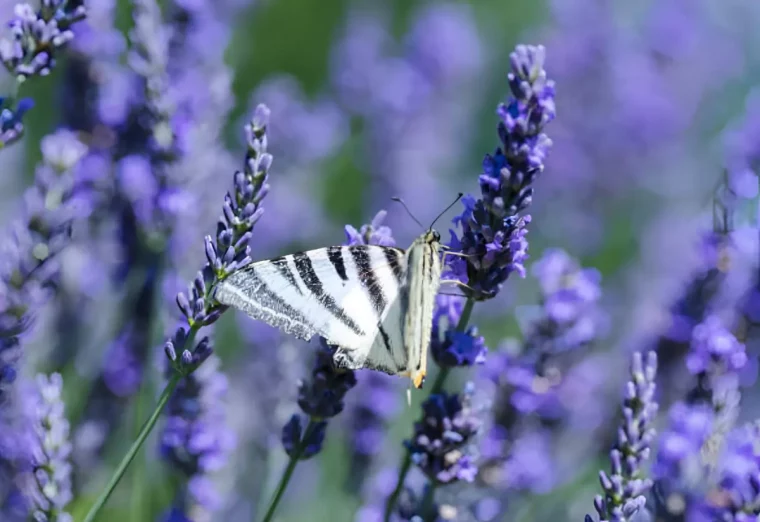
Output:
[
  {"xmin": 383, "ymin": 297, "xmax": 475, "ymax": 522},
  {"xmin": 419, "ymin": 482, "xmax": 437, "ymax": 522},
  {"xmin": 260, "ymin": 420, "xmax": 318, "ymax": 522},
  {"xmin": 82, "ymin": 371, "xmax": 183, "ymax": 522}
]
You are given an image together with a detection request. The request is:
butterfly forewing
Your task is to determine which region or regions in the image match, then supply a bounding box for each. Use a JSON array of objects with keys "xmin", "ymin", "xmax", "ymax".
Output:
[
  {"xmin": 214, "ymin": 231, "xmax": 442, "ymax": 389},
  {"xmin": 214, "ymin": 244, "xmax": 407, "ymax": 355}
]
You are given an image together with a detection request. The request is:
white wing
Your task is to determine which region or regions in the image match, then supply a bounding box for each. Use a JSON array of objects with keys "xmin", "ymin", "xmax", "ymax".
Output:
[{"xmin": 214, "ymin": 244, "xmax": 411, "ymax": 373}]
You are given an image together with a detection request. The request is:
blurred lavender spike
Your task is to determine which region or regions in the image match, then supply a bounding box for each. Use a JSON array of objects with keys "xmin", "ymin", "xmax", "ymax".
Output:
[
  {"xmin": 405, "ymin": 384, "xmax": 482, "ymax": 485},
  {"xmin": 0, "ymin": 97, "xmax": 33, "ymax": 149},
  {"xmin": 160, "ymin": 353, "xmax": 235, "ymax": 518},
  {"xmin": 448, "ymin": 44, "xmax": 556, "ymax": 300},
  {"xmin": 0, "ymin": 0, "xmax": 86, "ymax": 81},
  {"xmin": 0, "ymin": 130, "xmax": 87, "ymax": 398},
  {"xmin": 21, "ymin": 373, "xmax": 74, "ymax": 521},
  {"xmin": 592, "ymin": 351, "xmax": 658, "ymax": 522}
]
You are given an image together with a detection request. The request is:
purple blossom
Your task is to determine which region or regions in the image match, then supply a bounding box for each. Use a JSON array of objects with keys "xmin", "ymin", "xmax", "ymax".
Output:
[
  {"xmin": 0, "ymin": 97, "xmax": 33, "ymax": 148},
  {"xmin": 688, "ymin": 316, "xmax": 747, "ymax": 376},
  {"xmin": 690, "ymin": 422, "xmax": 760, "ymax": 521},
  {"xmin": 171, "ymin": 104, "xmax": 272, "ymax": 371},
  {"xmin": 18, "ymin": 373, "xmax": 73, "ymax": 522},
  {"xmin": 0, "ymin": 0, "xmax": 86, "ymax": 81},
  {"xmin": 591, "ymin": 351, "xmax": 658, "ymax": 522},
  {"xmin": 405, "ymin": 384, "xmax": 482, "ymax": 484},
  {"xmin": 431, "ymin": 295, "xmax": 487, "ymax": 368},
  {"xmin": 161, "ymin": 354, "xmax": 235, "ymax": 515},
  {"xmin": 296, "ymin": 339, "xmax": 358, "ymax": 421},
  {"xmin": 448, "ymin": 45, "xmax": 555, "ymax": 300},
  {"xmin": 0, "ymin": 130, "xmax": 87, "ymax": 398},
  {"xmin": 653, "ymin": 402, "xmax": 713, "ymax": 484},
  {"xmin": 501, "ymin": 429, "xmax": 556, "ymax": 493}
]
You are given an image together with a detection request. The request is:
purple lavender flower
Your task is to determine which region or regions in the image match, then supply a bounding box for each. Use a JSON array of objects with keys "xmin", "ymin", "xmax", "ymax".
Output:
[
  {"xmin": 689, "ymin": 422, "xmax": 760, "ymax": 521},
  {"xmin": 688, "ymin": 316, "xmax": 747, "ymax": 377},
  {"xmin": 0, "ymin": 130, "xmax": 87, "ymax": 398},
  {"xmin": 282, "ymin": 339, "xmax": 357, "ymax": 459},
  {"xmin": 19, "ymin": 373, "xmax": 73, "ymax": 522},
  {"xmin": 653, "ymin": 402, "xmax": 714, "ymax": 485},
  {"xmin": 0, "ymin": 97, "xmax": 33, "ymax": 148},
  {"xmin": 0, "ymin": 0, "xmax": 86, "ymax": 80},
  {"xmin": 161, "ymin": 354, "xmax": 235, "ymax": 516},
  {"xmin": 448, "ymin": 45, "xmax": 555, "ymax": 300},
  {"xmin": 173, "ymin": 104, "xmax": 272, "ymax": 339},
  {"xmin": 591, "ymin": 351, "xmax": 658, "ymax": 522},
  {"xmin": 430, "ymin": 295, "xmax": 487, "ymax": 368},
  {"xmin": 405, "ymin": 384, "xmax": 481, "ymax": 485}
]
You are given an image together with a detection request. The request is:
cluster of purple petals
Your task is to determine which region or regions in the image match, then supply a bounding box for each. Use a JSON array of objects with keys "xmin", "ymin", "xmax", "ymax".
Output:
[
  {"xmin": 687, "ymin": 315, "xmax": 747, "ymax": 377},
  {"xmin": 405, "ymin": 384, "xmax": 481, "ymax": 484},
  {"xmin": 430, "ymin": 294, "xmax": 487, "ymax": 369},
  {"xmin": 653, "ymin": 402, "xmax": 714, "ymax": 485},
  {"xmin": 0, "ymin": 0, "xmax": 86, "ymax": 80},
  {"xmin": 590, "ymin": 351, "xmax": 658, "ymax": 522},
  {"xmin": 447, "ymin": 45, "xmax": 555, "ymax": 300},
  {"xmin": 282, "ymin": 339, "xmax": 357, "ymax": 459},
  {"xmin": 690, "ymin": 422, "xmax": 760, "ymax": 521},
  {"xmin": 20, "ymin": 373, "xmax": 73, "ymax": 522},
  {"xmin": 170, "ymin": 104, "xmax": 272, "ymax": 374},
  {"xmin": 0, "ymin": 96, "xmax": 32, "ymax": 148},
  {"xmin": 485, "ymin": 249, "xmax": 603, "ymax": 421},
  {"xmin": 160, "ymin": 354, "xmax": 235, "ymax": 515},
  {"xmin": 0, "ymin": 130, "xmax": 87, "ymax": 398}
]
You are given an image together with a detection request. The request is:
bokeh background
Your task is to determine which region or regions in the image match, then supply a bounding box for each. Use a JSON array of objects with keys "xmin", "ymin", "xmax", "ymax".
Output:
[{"xmin": 3, "ymin": 0, "xmax": 760, "ymax": 521}]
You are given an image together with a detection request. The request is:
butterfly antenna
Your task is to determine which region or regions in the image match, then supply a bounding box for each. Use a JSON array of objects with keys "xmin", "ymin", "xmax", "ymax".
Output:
[
  {"xmin": 428, "ymin": 193, "xmax": 464, "ymax": 230},
  {"xmin": 392, "ymin": 197, "xmax": 425, "ymax": 229}
]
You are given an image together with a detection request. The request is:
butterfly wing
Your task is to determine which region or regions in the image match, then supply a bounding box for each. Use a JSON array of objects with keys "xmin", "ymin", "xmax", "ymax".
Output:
[{"xmin": 214, "ymin": 244, "xmax": 409, "ymax": 364}]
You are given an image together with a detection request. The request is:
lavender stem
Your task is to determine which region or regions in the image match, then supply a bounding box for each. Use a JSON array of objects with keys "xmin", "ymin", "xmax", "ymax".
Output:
[
  {"xmin": 261, "ymin": 419, "xmax": 320, "ymax": 522},
  {"xmin": 383, "ymin": 297, "xmax": 475, "ymax": 521},
  {"xmin": 82, "ymin": 324, "xmax": 194, "ymax": 522}
]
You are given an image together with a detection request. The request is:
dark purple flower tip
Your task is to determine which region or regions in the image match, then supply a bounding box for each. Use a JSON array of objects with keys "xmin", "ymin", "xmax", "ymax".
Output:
[
  {"xmin": 405, "ymin": 386, "xmax": 482, "ymax": 484},
  {"xmin": 282, "ymin": 414, "xmax": 328, "ymax": 460},
  {"xmin": 297, "ymin": 340, "xmax": 357, "ymax": 419},
  {"xmin": 432, "ymin": 327, "xmax": 487, "ymax": 368}
]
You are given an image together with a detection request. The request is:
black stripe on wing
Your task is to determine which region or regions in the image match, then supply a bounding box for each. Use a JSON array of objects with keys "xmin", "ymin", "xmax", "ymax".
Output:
[
  {"xmin": 270, "ymin": 256, "xmax": 303, "ymax": 295},
  {"xmin": 383, "ymin": 247, "xmax": 405, "ymax": 285},
  {"xmin": 328, "ymin": 246, "xmax": 349, "ymax": 282},
  {"xmin": 292, "ymin": 251, "xmax": 365, "ymax": 336},
  {"xmin": 350, "ymin": 245, "xmax": 387, "ymax": 314}
]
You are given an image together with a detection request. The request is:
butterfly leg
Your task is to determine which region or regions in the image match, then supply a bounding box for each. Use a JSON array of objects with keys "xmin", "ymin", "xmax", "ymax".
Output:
[{"xmin": 440, "ymin": 279, "xmax": 476, "ymax": 293}]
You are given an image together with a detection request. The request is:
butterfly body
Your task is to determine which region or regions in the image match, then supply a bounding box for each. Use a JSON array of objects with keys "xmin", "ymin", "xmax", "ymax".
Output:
[{"xmin": 213, "ymin": 230, "xmax": 442, "ymax": 388}]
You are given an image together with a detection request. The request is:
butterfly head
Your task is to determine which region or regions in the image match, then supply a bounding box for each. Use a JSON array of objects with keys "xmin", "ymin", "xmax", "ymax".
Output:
[{"xmin": 424, "ymin": 229, "xmax": 441, "ymax": 245}]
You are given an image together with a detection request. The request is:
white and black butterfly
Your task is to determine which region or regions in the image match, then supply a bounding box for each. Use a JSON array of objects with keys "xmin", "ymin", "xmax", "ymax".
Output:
[{"xmin": 213, "ymin": 229, "xmax": 449, "ymax": 389}]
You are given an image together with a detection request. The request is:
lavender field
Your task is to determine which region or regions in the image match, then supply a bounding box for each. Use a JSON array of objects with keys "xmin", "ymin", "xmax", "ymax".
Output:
[{"xmin": 1, "ymin": 0, "xmax": 760, "ymax": 521}]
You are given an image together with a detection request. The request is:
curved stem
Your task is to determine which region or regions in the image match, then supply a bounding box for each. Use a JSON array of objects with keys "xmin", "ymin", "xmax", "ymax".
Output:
[
  {"xmin": 383, "ymin": 298, "xmax": 475, "ymax": 522},
  {"xmin": 260, "ymin": 420, "xmax": 318, "ymax": 522},
  {"xmin": 82, "ymin": 370, "xmax": 184, "ymax": 522}
]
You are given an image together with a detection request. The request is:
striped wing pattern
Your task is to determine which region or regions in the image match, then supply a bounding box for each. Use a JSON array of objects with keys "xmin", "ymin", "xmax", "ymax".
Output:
[{"xmin": 213, "ymin": 244, "xmax": 411, "ymax": 374}]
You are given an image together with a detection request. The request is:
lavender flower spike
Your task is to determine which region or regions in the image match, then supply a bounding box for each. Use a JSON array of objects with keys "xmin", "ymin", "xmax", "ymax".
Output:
[
  {"xmin": 591, "ymin": 351, "xmax": 658, "ymax": 522},
  {"xmin": 169, "ymin": 104, "xmax": 272, "ymax": 375},
  {"xmin": 0, "ymin": 130, "xmax": 87, "ymax": 397},
  {"xmin": 405, "ymin": 384, "xmax": 482, "ymax": 484},
  {"xmin": 21, "ymin": 373, "xmax": 73, "ymax": 522},
  {"xmin": 0, "ymin": 0, "xmax": 87, "ymax": 81},
  {"xmin": 448, "ymin": 44, "xmax": 555, "ymax": 300}
]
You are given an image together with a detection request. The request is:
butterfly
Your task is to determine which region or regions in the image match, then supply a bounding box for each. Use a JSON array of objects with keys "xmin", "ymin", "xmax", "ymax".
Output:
[{"xmin": 212, "ymin": 229, "xmax": 456, "ymax": 390}]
